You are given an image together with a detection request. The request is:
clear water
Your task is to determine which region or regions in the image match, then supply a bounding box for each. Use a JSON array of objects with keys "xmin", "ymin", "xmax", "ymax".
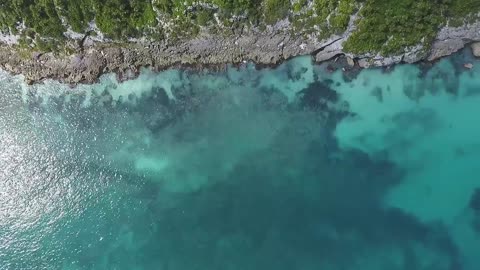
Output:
[{"xmin": 1, "ymin": 51, "xmax": 480, "ymax": 270}]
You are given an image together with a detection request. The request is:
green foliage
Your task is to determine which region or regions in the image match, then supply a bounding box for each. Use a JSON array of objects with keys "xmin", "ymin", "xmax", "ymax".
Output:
[
  {"xmin": 214, "ymin": 0, "xmax": 259, "ymax": 15},
  {"xmin": 1, "ymin": 0, "xmax": 159, "ymax": 40},
  {"xmin": 0, "ymin": 0, "xmax": 479, "ymax": 55},
  {"xmin": 313, "ymin": 0, "xmax": 352, "ymax": 33},
  {"xmin": 34, "ymin": 35, "xmax": 58, "ymax": 51},
  {"xmin": 17, "ymin": 34, "xmax": 32, "ymax": 47},
  {"xmin": 330, "ymin": 0, "xmax": 355, "ymax": 31},
  {"xmin": 343, "ymin": 0, "xmax": 447, "ymax": 55},
  {"xmin": 0, "ymin": 2, "xmax": 20, "ymax": 33},
  {"xmin": 264, "ymin": 0, "xmax": 290, "ymax": 24},
  {"xmin": 210, "ymin": 0, "xmax": 262, "ymax": 23},
  {"xmin": 129, "ymin": 0, "xmax": 157, "ymax": 28},
  {"xmin": 58, "ymin": 0, "xmax": 94, "ymax": 32},
  {"xmin": 153, "ymin": 0, "xmax": 174, "ymax": 15},
  {"xmin": 314, "ymin": 0, "xmax": 337, "ymax": 20},
  {"xmin": 291, "ymin": 0, "xmax": 355, "ymax": 38},
  {"xmin": 292, "ymin": 0, "xmax": 307, "ymax": 13},
  {"xmin": 92, "ymin": 0, "xmax": 128, "ymax": 38},
  {"xmin": 446, "ymin": 0, "xmax": 480, "ymax": 25},
  {"xmin": 196, "ymin": 9, "xmax": 215, "ymax": 26},
  {"xmin": 92, "ymin": 0, "xmax": 158, "ymax": 39},
  {"xmin": 448, "ymin": 0, "xmax": 480, "ymax": 18},
  {"xmin": 23, "ymin": 0, "xmax": 65, "ymax": 38}
]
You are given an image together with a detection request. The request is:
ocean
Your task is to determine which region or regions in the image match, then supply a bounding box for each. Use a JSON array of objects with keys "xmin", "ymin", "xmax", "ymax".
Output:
[{"xmin": 1, "ymin": 51, "xmax": 479, "ymax": 270}]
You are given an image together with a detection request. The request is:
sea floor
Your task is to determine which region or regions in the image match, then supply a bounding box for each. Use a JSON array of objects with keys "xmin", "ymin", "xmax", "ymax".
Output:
[{"xmin": 1, "ymin": 51, "xmax": 480, "ymax": 270}]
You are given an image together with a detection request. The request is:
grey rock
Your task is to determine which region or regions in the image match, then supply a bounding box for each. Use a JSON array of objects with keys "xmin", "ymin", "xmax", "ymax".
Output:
[
  {"xmin": 346, "ymin": 56, "xmax": 355, "ymax": 67},
  {"xmin": 372, "ymin": 55, "xmax": 403, "ymax": 67},
  {"xmin": 1, "ymin": 17, "xmax": 480, "ymax": 84},
  {"xmin": 429, "ymin": 21, "xmax": 480, "ymax": 60},
  {"xmin": 428, "ymin": 38, "xmax": 465, "ymax": 61},
  {"xmin": 403, "ymin": 45, "xmax": 424, "ymax": 63},
  {"xmin": 357, "ymin": 58, "xmax": 370, "ymax": 68},
  {"xmin": 315, "ymin": 38, "xmax": 344, "ymax": 62},
  {"xmin": 472, "ymin": 42, "xmax": 480, "ymax": 57}
]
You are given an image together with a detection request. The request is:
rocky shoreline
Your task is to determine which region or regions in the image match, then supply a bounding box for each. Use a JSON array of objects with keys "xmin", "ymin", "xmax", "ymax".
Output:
[{"xmin": 1, "ymin": 20, "xmax": 480, "ymax": 85}]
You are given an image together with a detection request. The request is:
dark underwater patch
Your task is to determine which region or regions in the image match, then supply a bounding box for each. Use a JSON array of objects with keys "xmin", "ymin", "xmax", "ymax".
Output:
[
  {"xmin": 297, "ymin": 81, "xmax": 338, "ymax": 110},
  {"xmin": 133, "ymin": 136, "xmax": 461, "ymax": 270}
]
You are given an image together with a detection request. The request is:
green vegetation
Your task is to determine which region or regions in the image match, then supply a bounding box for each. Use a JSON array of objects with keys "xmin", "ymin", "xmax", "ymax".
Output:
[
  {"xmin": 329, "ymin": 0, "xmax": 355, "ymax": 31},
  {"xmin": 447, "ymin": 0, "xmax": 480, "ymax": 26},
  {"xmin": 292, "ymin": 0, "xmax": 307, "ymax": 13},
  {"xmin": 29, "ymin": 0, "xmax": 66, "ymax": 38},
  {"xmin": 291, "ymin": 0, "xmax": 479, "ymax": 54},
  {"xmin": 34, "ymin": 36, "xmax": 61, "ymax": 52},
  {"xmin": 195, "ymin": 8, "xmax": 215, "ymax": 26},
  {"xmin": 344, "ymin": 0, "xmax": 480, "ymax": 55},
  {"xmin": 344, "ymin": 0, "xmax": 445, "ymax": 55},
  {"xmin": 92, "ymin": 0, "xmax": 157, "ymax": 39},
  {"xmin": 291, "ymin": 0, "xmax": 356, "ymax": 39},
  {"xmin": 314, "ymin": 0, "xmax": 355, "ymax": 33},
  {"xmin": 153, "ymin": 0, "xmax": 174, "ymax": 14},
  {"xmin": 0, "ymin": 0, "xmax": 157, "ymax": 40},
  {"xmin": 213, "ymin": 0, "xmax": 262, "ymax": 19},
  {"xmin": 0, "ymin": 0, "xmax": 65, "ymax": 37},
  {"xmin": 264, "ymin": 0, "xmax": 291, "ymax": 24},
  {"xmin": 0, "ymin": 0, "xmax": 479, "ymax": 55},
  {"xmin": 57, "ymin": 0, "xmax": 94, "ymax": 33}
]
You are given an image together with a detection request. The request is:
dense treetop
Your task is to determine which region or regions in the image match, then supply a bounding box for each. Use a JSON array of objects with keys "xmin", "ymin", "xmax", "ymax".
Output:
[{"xmin": 0, "ymin": 0, "xmax": 479, "ymax": 54}]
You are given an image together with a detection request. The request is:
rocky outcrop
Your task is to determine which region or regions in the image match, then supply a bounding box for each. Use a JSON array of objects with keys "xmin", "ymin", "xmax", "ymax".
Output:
[
  {"xmin": 319, "ymin": 20, "xmax": 480, "ymax": 69},
  {"xmin": 0, "ymin": 29, "xmax": 326, "ymax": 84},
  {"xmin": 429, "ymin": 21, "xmax": 480, "ymax": 61},
  {"xmin": 472, "ymin": 42, "xmax": 480, "ymax": 57},
  {"xmin": 1, "ymin": 19, "xmax": 480, "ymax": 84}
]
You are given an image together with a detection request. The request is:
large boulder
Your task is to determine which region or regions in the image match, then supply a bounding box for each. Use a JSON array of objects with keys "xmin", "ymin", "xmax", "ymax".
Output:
[{"xmin": 471, "ymin": 42, "xmax": 480, "ymax": 57}]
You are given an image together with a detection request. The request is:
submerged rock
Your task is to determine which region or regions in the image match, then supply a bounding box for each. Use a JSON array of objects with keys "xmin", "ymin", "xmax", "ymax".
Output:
[{"xmin": 470, "ymin": 188, "xmax": 480, "ymax": 212}]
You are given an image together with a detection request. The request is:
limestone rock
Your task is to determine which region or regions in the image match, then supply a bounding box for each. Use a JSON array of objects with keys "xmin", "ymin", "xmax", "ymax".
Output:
[
  {"xmin": 357, "ymin": 58, "xmax": 370, "ymax": 68},
  {"xmin": 429, "ymin": 21, "xmax": 480, "ymax": 61},
  {"xmin": 428, "ymin": 39, "xmax": 465, "ymax": 61},
  {"xmin": 346, "ymin": 56, "xmax": 355, "ymax": 67},
  {"xmin": 1, "ymin": 17, "xmax": 480, "ymax": 84},
  {"xmin": 315, "ymin": 38, "xmax": 344, "ymax": 63},
  {"xmin": 472, "ymin": 42, "xmax": 480, "ymax": 57}
]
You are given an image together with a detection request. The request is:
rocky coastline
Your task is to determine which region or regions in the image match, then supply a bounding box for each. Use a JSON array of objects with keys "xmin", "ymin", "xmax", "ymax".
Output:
[{"xmin": 1, "ymin": 20, "xmax": 480, "ymax": 85}]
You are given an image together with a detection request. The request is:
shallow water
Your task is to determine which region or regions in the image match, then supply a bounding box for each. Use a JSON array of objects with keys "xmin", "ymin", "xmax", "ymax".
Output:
[{"xmin": 1, "ymin": 51, "xmax": 480, "ymax": 270}]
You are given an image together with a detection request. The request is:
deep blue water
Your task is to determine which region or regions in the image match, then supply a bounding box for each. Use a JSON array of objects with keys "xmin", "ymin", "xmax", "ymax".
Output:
[{"xmin": 1, "ymin": 51, "xmax": 480, "ymax": 270}]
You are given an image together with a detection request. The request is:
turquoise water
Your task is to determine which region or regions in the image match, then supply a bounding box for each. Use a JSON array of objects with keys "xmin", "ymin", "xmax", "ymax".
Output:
[{"xmin": 1, "ymin": 51, "xmax": 480, "ymax": 270}]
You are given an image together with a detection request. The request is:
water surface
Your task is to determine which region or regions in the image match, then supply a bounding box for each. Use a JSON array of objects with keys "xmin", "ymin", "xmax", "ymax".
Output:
[{"xmin": 1, "ymin": 52, "xmax": 480, "ymax": 270}]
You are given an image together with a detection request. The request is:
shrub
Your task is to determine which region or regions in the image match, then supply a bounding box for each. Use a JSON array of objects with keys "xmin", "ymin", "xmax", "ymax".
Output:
[
  {"xmin": 343, "ymin": 0, "xmax": 446, "ymax": 55},
  {"xmin": 264, "ymin": 0, "xmax": 290, "ymax": 24}
]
